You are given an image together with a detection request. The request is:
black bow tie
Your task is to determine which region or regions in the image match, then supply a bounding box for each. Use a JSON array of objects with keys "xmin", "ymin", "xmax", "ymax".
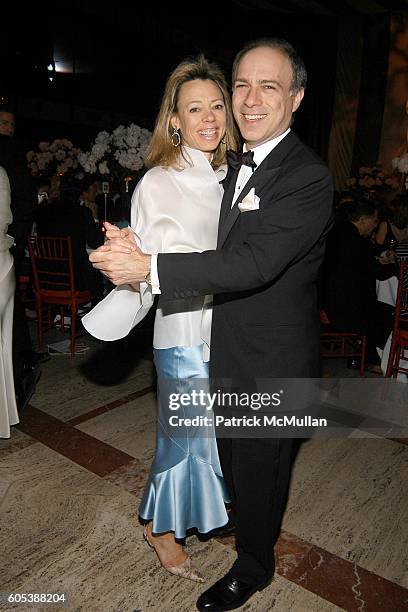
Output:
[{"xmin": 226, "ymin": 149, "xmax": 257, "ymax": 171}]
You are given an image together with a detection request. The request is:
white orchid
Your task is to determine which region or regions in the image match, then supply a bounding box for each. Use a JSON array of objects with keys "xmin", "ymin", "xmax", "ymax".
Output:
[
  {"xmin": 79, "ymin": 123, "xmax": 152, "ymax": 182},
  {"xmin": 392, "ymin": 153, "xmax": 408, "ymax": 174},
  {"xmin": 98, "ymin": 161, "xmax": 110, "ymax": 175},
  {"xmin": 26, "ymin": 139, "xmax": 82, "ymax": 179}
]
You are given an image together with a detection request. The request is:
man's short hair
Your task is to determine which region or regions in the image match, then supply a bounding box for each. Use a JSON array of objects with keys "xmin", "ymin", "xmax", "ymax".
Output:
[
  {"xmin": 346, "ymin": 197, "xmax": 378, "ymax": 223},
  {"xmin": 232, "ymin": 37, "xmax": 307, "ymax": 94}
]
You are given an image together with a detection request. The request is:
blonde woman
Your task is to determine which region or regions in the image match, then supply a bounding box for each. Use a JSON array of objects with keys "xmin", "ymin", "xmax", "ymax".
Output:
[{"xmin": 83, "ymin": 55, "xmax": 238, "ymax": 581}]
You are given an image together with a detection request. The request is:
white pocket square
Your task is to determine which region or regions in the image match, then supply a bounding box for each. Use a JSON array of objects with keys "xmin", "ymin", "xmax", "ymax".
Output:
[{"xmin": 238, "ymin": 188, "xmax": 260, "ymax": 212}]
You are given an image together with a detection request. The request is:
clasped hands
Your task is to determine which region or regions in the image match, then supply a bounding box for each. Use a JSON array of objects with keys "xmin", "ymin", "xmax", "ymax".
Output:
[
  {"xmin": 89, "ymin": 221, "xmax": 151, "ymax": 286},
  {"xmin": 376, "ymin": 250, "xmax": 396, "ymax": 265}
]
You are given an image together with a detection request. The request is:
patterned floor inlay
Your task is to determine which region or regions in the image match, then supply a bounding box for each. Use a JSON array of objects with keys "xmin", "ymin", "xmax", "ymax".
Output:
[
  {"xmin": 275, "ymin": 531, "xmax": 408, "ymax": 611},
  {"xmin": 17, "ymin": 406, "xmax": 135, "ymax": 477},
  {"xmin": 68, "ymin": 385, "xmax": 155, "ymax": 426}
]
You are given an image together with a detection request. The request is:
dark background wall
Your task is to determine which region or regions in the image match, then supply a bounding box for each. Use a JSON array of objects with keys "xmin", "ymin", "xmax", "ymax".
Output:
[{"xmin": 1, "ymin": 1, "xmax": 407, "ymax": 167}]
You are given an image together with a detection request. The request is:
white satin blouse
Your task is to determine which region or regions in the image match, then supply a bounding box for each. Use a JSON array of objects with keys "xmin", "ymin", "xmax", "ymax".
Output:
[{"xmin": 82, "ymin": 147, "xmax": 226, "ymax": 361}]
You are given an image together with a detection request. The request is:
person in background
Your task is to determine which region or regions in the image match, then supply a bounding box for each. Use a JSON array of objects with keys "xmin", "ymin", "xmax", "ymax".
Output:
[
  {"xmin": 0, "ymin": 109, "xmax": 15, "ymax": 137},
  {"xmin": 78, "ymin": 176, "xmax": 99, "ymax": 222},
  {"xmin": 0, "ymin": 165, "xmax": 19, "ymax": 436},
  {"xmin": 83, "ymin": 54, "xmax": 238, "ymax": 584},
  {"xmin": 375, "ymin": 194, "xmax": 408, "ymax": 250},
  {"xmin": 0, "ymin": 105, "xmax": 42, "ymax": 410},
  {"xmin": 36, "ymin": 177, "xmax": 104, "ymax": 303},
  {"xmin": 323, "ymin": 196, "xmax": 396, "ymax": 372}
]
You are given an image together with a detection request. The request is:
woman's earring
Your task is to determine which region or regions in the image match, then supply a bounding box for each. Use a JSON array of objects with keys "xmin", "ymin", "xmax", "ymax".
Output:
[{"xmin": 171, "ymin": 126, "xmax": 181, "ymax": 147}]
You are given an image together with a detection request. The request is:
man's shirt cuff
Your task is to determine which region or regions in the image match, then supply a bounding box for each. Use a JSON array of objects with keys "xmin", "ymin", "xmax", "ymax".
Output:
[{"xmin": 150, "ymin": 254, "xmax": 161, "ymax": 294}]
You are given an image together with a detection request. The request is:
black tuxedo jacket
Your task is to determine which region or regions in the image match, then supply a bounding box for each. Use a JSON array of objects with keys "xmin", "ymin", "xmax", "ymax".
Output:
[{"xmin": 158, "ymin": 132, "xmax": 333, "ymax": 382}]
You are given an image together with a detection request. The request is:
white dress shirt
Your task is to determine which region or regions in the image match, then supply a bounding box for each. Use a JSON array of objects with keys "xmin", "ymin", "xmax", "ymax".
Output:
[
  {"xmin": 232, "ymin": 129, "xmax": 290, "ymax": 206},
  {"xmin": 82, "ymin": 147, "xmax": 226, "ymax": 361}
]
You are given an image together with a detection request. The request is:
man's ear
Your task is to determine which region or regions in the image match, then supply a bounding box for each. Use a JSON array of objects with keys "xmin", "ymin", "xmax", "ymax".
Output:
[{"xmin": 292, "ymin": 88, "xmax": 304, "ymax": 113}]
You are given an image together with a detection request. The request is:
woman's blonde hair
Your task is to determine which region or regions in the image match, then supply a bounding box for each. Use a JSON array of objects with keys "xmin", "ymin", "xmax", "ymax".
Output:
[{"xmin": 145, "ymin": 54, "xmax": 238, "ymax": 169}]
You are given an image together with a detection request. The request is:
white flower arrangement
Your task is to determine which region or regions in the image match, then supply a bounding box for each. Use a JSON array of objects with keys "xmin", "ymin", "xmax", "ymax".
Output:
[
  {"xmin": 346, "ymin": 163, "xmax": 402, "ymax": 191},
  {"xmin": 26, "ymin": 138, "xmax": 81, "ymax": 177},
  {"xmin": 392, "ymin": 153, "xmax": 408, "ymax": 175},
  {"xmin": 78, "ymin": 124, "xmax": 152, "ymax": 180}
]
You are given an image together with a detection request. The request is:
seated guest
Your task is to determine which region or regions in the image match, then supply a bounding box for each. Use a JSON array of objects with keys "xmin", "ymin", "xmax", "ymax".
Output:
[
  {"xmin": 323, "ymin": 196, "xmax": 396, "ymax": 371},
  {"xmin": 375, "ymin": 194, "xmax": 408, "ymax": 250},
  {"xmin": 391, "ymin": 198, "xmax": 408, "ymax": 290},
  {"xmin": 36, "ymin": 178, "xmax": 104, "ymax": 302},
  {"xmin": 78, "ymin": 176, "xmax": 99, "ymax": 221}
]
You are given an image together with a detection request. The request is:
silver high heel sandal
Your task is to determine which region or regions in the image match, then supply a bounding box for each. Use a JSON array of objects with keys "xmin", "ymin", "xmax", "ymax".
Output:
[{"xmin": 143, "ymin": 527, "xmax": 204, "ymax": 583}]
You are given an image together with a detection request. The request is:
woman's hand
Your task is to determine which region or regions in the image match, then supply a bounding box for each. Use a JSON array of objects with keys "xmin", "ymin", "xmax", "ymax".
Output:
[
  {"xmin": 104, "ymin": 221, "xmax": 136, "ymax": 244},
  {"xmin": 89, "ymin": 241, "xmax": 151, "ymax": 285}
]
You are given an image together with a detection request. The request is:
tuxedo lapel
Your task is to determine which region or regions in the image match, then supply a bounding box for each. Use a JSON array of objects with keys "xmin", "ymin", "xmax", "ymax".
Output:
[
  {"xmin": 217, "ymin": 132, "xmax": 300, "ymax": 248},
  {"xmin": 217, "ymin": 168, "xmax": 238, "ymax": 247},
  {"xmin": 218, "ymin": 167, "xmax": 280, "ymax": 247}
]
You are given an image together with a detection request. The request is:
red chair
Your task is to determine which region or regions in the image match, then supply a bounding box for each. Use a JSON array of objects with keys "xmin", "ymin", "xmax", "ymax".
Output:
[
  {"xmin": 28, "ymin": 236, "xmax": 92, "ymax": 356},
  {"xmin": 320, "ymin": 309, "xmax": 367, "ymax": 377},
  {"xmin": 385, "ymin": 261, "xmax": 408, "ymax": 379}
]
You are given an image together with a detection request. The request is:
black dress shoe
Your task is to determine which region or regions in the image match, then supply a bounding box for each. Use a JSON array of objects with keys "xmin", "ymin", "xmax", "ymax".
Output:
[
  {"xmin": 196, "ymin": 572, "xmax": 272, "ymax": 611},
  {"xmin": 16, "ymin": 366, "xmax": 41, "ymax": 411}
]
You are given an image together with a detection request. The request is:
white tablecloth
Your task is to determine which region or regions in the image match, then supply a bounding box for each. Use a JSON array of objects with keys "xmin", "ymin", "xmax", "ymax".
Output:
[{"xmin": 376, "ymin": 276, "xmax": 398, "ymax": 307}]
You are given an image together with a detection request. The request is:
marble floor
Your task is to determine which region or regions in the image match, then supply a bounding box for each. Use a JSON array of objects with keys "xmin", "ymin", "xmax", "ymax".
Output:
[{"xmin": 0, "ymin": 321, "xmax": 407, "ymax": 612}]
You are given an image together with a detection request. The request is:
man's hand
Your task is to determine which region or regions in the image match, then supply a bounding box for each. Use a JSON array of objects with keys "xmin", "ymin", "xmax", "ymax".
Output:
[{"xmin": 90, "ymin": 241, "xmax": 151, "ymax": 285}]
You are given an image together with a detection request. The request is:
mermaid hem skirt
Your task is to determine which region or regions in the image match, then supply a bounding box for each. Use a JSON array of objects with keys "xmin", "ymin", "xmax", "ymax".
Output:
[
  {"xmin": 138, "ymin": 344, "xmax": 230, "ymax": 539},
  {"xmin": 139, "ymin": 454, "xmax": 230, "ymax": 539}
]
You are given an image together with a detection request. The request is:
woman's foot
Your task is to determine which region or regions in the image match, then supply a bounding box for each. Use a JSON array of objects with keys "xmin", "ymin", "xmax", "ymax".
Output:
[{"xmin": 143, "ymin": 523, "xmax": 204, "ymax": 583}]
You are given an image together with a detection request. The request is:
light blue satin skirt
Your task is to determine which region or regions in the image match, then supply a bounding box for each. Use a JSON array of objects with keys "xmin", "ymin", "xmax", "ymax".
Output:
[{"xmin": 138, "ymin": 344, "xmax": 229, "ymax": 538}]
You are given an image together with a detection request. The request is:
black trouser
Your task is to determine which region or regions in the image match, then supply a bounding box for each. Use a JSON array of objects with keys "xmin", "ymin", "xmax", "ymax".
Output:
[
  {"xmin": 217, "ymin": 436, "xmax": 293, "ymax": 585},
  {"xmin": 12, "ymin": 250, "xmax": 34, "ymax": 382},
  {"xmin": 365, "ymin": 301, "xmax": 394, "ymax": 364}
]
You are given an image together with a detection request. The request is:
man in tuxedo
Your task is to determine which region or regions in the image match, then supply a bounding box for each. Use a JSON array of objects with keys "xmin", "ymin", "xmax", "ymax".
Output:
[{"xmin": 90, "ymin": 38, "xmax": 333, "ymax": 610}]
